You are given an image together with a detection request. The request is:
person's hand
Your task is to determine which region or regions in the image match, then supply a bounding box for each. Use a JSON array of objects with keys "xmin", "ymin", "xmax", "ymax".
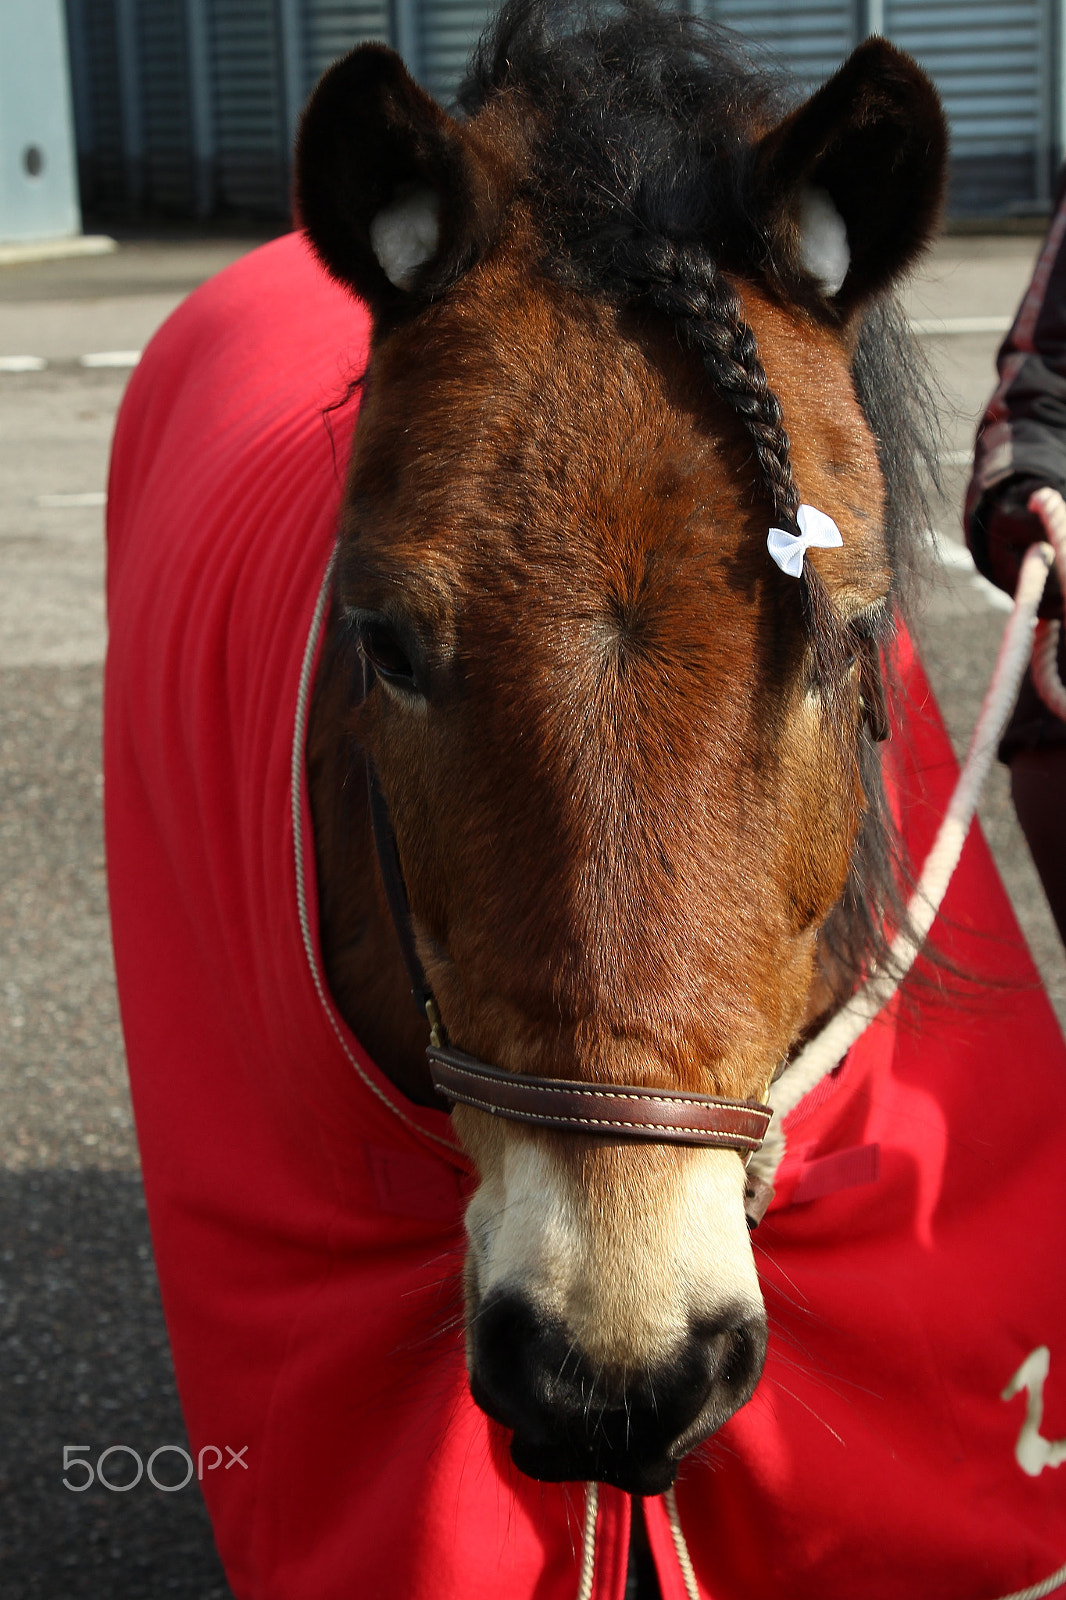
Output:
[{"xmin": 970, "ymin": 475, "xmax": 1064, "ymax": 618}]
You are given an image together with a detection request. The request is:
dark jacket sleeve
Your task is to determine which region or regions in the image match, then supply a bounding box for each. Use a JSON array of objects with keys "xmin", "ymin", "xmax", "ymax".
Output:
[{"xmin": 965, "ymin": 166, "xmax": 1066, "ymax": 565}]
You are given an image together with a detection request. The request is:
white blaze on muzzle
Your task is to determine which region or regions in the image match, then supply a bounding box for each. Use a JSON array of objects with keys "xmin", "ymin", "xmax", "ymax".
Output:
[{"xmin": 464, "ymin": 1135, "xmax": 763, "ymax": 1368}]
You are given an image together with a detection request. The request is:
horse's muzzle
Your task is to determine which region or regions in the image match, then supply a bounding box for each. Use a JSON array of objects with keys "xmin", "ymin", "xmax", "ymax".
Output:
[{"xmin": 470, "ymin": 1289, "xmax": 767, "ymax": 1494}]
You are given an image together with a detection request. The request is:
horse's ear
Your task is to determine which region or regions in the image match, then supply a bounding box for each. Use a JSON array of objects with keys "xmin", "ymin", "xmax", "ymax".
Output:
[
  {"xmin": 295, "ymin": 44, "xmax": 502, "ymax": 319},
  {"xmin": 754, "ymin": 38, "xmax": 948, "ymax": 315}
]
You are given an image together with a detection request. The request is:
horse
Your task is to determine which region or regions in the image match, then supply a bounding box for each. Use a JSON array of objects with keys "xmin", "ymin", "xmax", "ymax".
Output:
[
  {"xmin": 297, "ymin": 0, "xmax": 946, "ymax": 1485},
  {"xmin": 104, "ymin": 2, "xmax": 1066, "ymax": 1594}
]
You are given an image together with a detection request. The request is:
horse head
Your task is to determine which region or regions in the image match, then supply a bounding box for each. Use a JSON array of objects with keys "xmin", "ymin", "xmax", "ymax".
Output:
[{"xmin": 297, "ymin": 0, "xmax": 947, "ymax": 1495}]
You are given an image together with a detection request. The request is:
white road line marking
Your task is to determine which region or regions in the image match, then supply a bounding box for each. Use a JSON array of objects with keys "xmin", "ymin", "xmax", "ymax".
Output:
[
  {"xmin": 0, "ymin": 355, "xmax": 47, "ymax": 372},
  {"xmin": 937, "ymin": 539, "xmax": 978, "ymax": 571},
  {"xmin": 0, "ymin": 234, "xmax": 115, "ymax": 267},
  {"xmin": 34, "ymin": 491, "xmax": 107, "ymax": 508},
  {"xmin": 910, "ymin": 315, "xmax": 1012, "ymax": 336},
  {"xmin": 978, "ymin": 585, "xmax": 1015, "ymax": 614},
  {"xmin": 934, "ymin": 535, "xmax": 1014, "ymax": 611},
  {"xmin": 79, "ymin": 350, "xmax": 141, "ymax": 368}
]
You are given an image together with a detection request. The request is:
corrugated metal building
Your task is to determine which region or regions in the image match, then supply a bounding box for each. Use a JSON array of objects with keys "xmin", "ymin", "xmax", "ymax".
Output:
[{"xmin": 62, "ymin": 0, "xmax": 1064, "ymax": 221}]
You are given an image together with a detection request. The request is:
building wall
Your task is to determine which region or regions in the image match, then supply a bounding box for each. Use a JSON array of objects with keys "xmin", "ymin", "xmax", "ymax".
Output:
[
  {"xmin": 62, "ymin": 0, "xmax": 1059, "ymax": 221},
  {"xmin": 1, "ymin": 0, "xmax": 82, "ymax": 243}
]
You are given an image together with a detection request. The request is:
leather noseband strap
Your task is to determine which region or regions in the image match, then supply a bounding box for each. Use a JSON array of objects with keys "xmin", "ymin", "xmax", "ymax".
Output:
[{"xmin": 428, "ymin": 1047, "xmax": 772, "ymax": 1154}]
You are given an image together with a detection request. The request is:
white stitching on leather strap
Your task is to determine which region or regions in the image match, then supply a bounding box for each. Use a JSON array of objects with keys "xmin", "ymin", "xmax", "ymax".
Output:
[
  {"xmin": 443, "ymin": 1086, "xmax": 762, "ymax": 1144},
  {"xmin": 437, "ymin": 1058, "xmax": 769, "ymax": 1120}
]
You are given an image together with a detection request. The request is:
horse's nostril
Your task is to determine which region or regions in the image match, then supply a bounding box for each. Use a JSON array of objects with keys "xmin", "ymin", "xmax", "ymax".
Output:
[
  {"xmin": 471, "ymin": 1289, "xmax": 563, "ymax": 1440},
  {"xmin": 728, "ymin": 1317, "xmax": 766, "ymax": 1387},
  {"xmin": 693, "ymin": 1311, "xmax": 768, "ymax": 1434},
  {"xmin": 470, "ymin": 1291, "xmax": 767, "ymax": 1492}
]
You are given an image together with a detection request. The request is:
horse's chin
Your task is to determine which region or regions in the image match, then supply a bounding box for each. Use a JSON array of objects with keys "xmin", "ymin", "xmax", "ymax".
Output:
[
  {"xmin": 508, "ymin": 1433, "xmax": 680, "ymax": 1496},
  {"xmin": 470, "ymin": 1358, "xmax": 696, "ymax": 1496}
]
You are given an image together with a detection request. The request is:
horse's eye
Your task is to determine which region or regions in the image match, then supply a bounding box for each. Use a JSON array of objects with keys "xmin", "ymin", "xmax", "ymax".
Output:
[{"xmin": 359, "ymin": 619, "xmax": 419, "ymax": 692}]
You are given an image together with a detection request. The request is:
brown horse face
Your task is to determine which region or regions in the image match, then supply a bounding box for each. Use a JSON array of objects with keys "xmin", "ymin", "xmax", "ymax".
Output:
[
  {"xmin": 298, "ymin": 20, "xmax": 945, "ymax": 1491},
  {"xmin": 335, "ymin": 257, "xmax": 886, "ymax": 1490}
]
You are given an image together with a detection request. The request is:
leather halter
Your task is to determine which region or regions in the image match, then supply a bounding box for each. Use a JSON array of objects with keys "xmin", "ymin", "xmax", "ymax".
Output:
[
  {"xmin": 428, "ymin": 1047, "xmax": 772, "ymax": 1154},
  {"xmin": 359, "ymin": 657, "xmax": 776, "ymax": 1223}
]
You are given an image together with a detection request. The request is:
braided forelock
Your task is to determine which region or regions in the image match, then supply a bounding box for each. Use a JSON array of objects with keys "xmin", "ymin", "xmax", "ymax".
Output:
[{"xmin": 609, "ymin": 237, "xmax": 852, "ymax": 708}]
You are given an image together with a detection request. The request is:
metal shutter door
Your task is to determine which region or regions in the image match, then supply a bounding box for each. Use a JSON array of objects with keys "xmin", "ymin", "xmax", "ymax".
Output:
[
  {"xmin": 138, "ymin": 0, "xmax": 196, "ymax": 212},
  {"xmin": 418, "ymin": 0, "xmax": 496, "ymax": 105},
  {"xmin": 303, "ymin": 0, "xmax": 390, "ymax": 93},
  {"xmin": 884, "ymin": 0, "xmax": 1048, "ymax": 214},
  {"xmin": 209, "ymin": 0, "xmax": 288, "ymax": 213},
  {"xmin": 709, "ymin": 0, "xmax": 854, "ymax": 89},
  {"xmin": 64, "ymin": 0, "xmax": 127, "ymax": 211}
]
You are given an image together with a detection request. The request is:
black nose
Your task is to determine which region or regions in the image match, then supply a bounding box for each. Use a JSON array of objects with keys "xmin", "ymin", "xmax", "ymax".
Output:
[{"xmin": 470, "ymin": 1290, "xmax": 767, "ymax": 1494}]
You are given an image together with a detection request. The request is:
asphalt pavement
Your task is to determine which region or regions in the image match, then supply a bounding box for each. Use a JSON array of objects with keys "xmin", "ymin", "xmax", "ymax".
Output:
[
  {"xmin": 0, "ymin": 237, "xmax": 262, "ymax": 1599},
  {"xmin": 1, "ymin": 226, "xmax": 1064, "ymax": 1597}
]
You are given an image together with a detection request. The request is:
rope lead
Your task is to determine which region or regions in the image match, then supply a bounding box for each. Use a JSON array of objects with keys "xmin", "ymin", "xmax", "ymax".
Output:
[
  {"xmin": 995, "ymin": 1557, "xmax": 1066, "ymax": 1600},
  {"xmin": 1031, "ymin": 486, "xmax": 1066, "ymax": 720},
  {"xmin": 664, "ymin": 1486, "xmax": 701, "ymax": 1600},
  {"xmin": 749, "ymin": 496, "xmax": 1066, "ymax": 1198},
  {"xmin": 576, "ymin": 1483, "xmax": 701, "ymax": 1600},
  {"xmin": 576, "ymin": 1482, "xmax": 598, "ymax": 1600}
]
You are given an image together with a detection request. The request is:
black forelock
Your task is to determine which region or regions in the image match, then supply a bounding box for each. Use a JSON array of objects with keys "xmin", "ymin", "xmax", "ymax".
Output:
[{"xmin": 459, "ymin": 0, "xmax": 787, "ymax": 282}]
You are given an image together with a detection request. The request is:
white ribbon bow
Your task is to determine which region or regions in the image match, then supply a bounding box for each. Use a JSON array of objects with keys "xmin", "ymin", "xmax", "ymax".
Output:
[{"xmin": 767, "ymin": 504, "xmax": 843, "ymax": 578}]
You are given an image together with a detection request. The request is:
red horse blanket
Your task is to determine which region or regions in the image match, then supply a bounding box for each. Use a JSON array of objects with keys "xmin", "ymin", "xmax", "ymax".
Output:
[{"xmin": 105, "ymin": 233, "xmax": 1066, "ymax": 1600}]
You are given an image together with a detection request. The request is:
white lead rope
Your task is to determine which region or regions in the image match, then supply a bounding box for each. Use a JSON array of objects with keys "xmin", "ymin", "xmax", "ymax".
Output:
[
  {"xmin": 750, "ymin": 491, "xmax": 1066, "ymax": 1193},
  {"xmin": 577, "ymin": 1484, "xmax": 700, "ymax": 1600},
  {"xmin": 576, "ymin": 1482, "xmax": 598, "ymax": 1600},
  {"xmin": 999, "ymin": 1560, "xmax": 1066, "ymax": 1600},
  {"xmin": 663, "ymin": 1486, "xmax": 701, "ymax": 1600},
  {"xmin": 1031, "ymin": 486, "xmax": 1066, "ymax": 721}
]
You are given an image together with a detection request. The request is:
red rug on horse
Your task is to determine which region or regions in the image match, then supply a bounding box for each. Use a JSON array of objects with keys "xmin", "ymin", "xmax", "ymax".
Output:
[{"xmin": 106, "ymin": 223, "xmax": 1066, "ymax": 1600}]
